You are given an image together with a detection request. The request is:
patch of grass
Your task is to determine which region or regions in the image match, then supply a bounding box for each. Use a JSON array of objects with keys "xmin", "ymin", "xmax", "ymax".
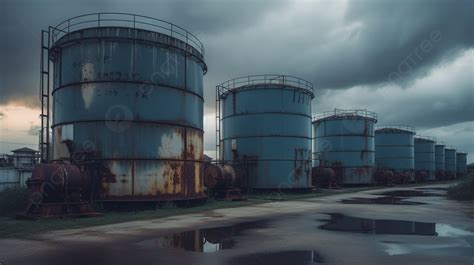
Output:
[
  {"xmin": 0, "ymin": 187, "xmax": 29, "ymax": 216},
  {"xmin": 447, "ymin": 176, "xmax": 474, "ymax": 201}
]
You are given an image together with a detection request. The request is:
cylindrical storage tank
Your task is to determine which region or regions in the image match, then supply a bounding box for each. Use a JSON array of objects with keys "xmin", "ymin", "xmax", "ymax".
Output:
[
  {"xmin": 444, "ymin": 147, "xmax": 457, "ymax": 179},
  {"xmin": 435, "ymin": 143, "xmax": 445, "ymax": 179},
  {"xmin": 217, "ymin": 75, "xmax": 314, "ymax": 189},
  {"xmin": 414, "ymin": 136, "xmax": 436, "ymax": 181},
  {"xmin": 375, "ymin": 126, "xmax": 416, "ymax": 182},
  {"xmin": 312, "ymin": 109, "xmax": 377, "ymax": 184},
  {"xmin": 49, "ymin": 13, "xmax": 207, "ymax": 202},
  {"xmin": 456, "ymin": 152, "xmax": 468, "ymax": 177}
]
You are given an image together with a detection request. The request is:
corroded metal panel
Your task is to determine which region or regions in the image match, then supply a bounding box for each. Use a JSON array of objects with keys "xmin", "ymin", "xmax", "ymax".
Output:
[
  {"xmin": 435, "ymin": 144, "xmax": 445, "ymax": 172},
  {"xmin": 220, "ymin": 80, "xmax": 313, "ymax": 189},
  {"xmin": 50, "ymin": 26, "xmax": 206, "ymax": 201},
  {"xmin": 312, "ymin": 110, "xmax": 377, "ymax": 184}
]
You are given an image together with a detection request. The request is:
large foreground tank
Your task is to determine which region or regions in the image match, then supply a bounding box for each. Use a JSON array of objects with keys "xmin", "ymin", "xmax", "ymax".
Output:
[
  {"xmin": 444, "ymin": 147, "xmax": 457, "ymax": 179},
  {"xmin": 456, "ymin": 152, "xmax": 468, "ymax": 177},
  {"xmin": 375, "ymin": 126, "xmax": 416, "ymax": 183},
  {"xmin": 312, "ymin": 109, "xmax": 377, "ymax": 184},
  {"xmin": 414, "ymin": 136, "xmax": 436, "ymax": 181},
  {"xmin": 435, "ymin": 143, "xmax": 446, "ymax": 179},
  {"xmin": 217, "ymin": 75, "xmax": 314, "ymax": 189},
  {"xmin": 49, "ymin": 13, "xmax": 207, "ymax": 202}
]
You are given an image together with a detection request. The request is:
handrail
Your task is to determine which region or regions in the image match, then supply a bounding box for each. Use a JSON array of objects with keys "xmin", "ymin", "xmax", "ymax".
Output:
[
  {"xmin": 49, "ymin": 13, "xmax": 204, "ymax": 56},
  {"xmin": 313, "ymin": 108, "xmax": 377, "ymax": 121},
  {"xmin": 435, "ymin": 141, "xmax": 446, "ymax": 146},
  {"xmin": 414, "ymin": 135, "xmax": 436, "ymax": 142},
  {"xmin": 216, "ymin": 74, "xmax": 314, "ymax": 98},
  {"xmin": 375, "ymin": 125, "xmax": 416, "ymax": 134}
]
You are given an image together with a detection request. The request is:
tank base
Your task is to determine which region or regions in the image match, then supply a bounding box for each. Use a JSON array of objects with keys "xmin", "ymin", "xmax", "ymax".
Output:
[{"xmin": 17, "ymin": 202, "xmax": 102, "ymax": 220}]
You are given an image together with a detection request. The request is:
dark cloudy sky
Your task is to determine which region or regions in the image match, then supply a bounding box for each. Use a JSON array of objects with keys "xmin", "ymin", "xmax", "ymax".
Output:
[{"xmin": 0, "ymin": 0, "xmax": 473, "ymax": 162}]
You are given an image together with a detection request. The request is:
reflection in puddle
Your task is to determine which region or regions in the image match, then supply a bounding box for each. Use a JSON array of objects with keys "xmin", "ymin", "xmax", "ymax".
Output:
[
  {"xmin": 227, "ymin": 250, "xmax": 323, "ymax": 265},
  {"xmin": 381, "ymin": 241, "xmax": 474, "ymax": 257},
  {"xmin": 341, "ymin": 196, "xmax": 426, "ymax": 205},
  {"xmin": 376, "ymin": 190, "xmax": 442, "ymax": 197},
  {"xmin": 319, "ymin": 213, "xmax": 437, "ymax": 236},
  {"xmin": 137, "ymin": 220, "xmax": 267, "ymax": 252}
]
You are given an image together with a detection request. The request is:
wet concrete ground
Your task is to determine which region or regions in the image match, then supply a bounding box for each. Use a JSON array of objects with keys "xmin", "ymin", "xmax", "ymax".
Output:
[{"xmin": 1, "ymin": 183, "xmax": 473, "ymax": 265}]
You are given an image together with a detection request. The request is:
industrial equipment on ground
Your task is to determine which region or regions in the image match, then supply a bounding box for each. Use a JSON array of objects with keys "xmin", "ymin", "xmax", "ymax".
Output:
[
  {"xmin": 375, "ymin": 126, "xmax": 416, "ymax": 184},
  {"xmin": 456, "ymin": 152, "xmax": 468, "ymax": 178},
  {"xmin": 216, "ymin": 75, "xmax": 314, "ymax": 190},
  {"xmin": 36, "ymin": 13, "xmax": 207, "ymax": 206},
  {"xmin": 203, "ymin": 163, "xmax": 245, "ymax": 201},
  {"xmin": 414, "ymin": 136, "xmax": 436, "ymax": 182},
  {"xmin": 444, "ymin": 147, "xmax": 457, "ymax": 179},
  {"xmin": 435, "ymin": 143, "xmax": 446, "ymax": 180},
  {"xmin": 312, "ymin": 109, "xmax": 377, "ymax": 185}
]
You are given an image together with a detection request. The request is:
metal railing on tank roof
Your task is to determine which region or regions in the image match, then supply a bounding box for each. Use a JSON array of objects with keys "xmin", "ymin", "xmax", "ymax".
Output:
[
  {"xmin": 375, "ymin": 125, "xmax": 416, "ymax": 134},
  {"xmin": 216, "ymin": 75, "xmax": 314, "ymax": 98},
  {"xmin": 312, "ymin": 108, "xmax": 377, "ymax": 122},
  {"xmin": 50, "ymin": 12, "xmax": 205, "ymax": 55}
]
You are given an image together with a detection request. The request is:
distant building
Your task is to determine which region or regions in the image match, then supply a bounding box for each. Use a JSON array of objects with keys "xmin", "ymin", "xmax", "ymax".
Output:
[{"xmin": 0, "ymin": 147, "xmax": 39, "ymax": 191}]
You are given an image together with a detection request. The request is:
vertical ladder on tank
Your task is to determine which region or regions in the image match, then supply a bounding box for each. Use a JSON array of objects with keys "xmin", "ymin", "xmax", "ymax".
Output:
[
  {"xmin": 215, "ymin": 88, "xmax": 221, "ymax": 161},
  {"xmin": 39, "ymin": 29, "xmax": 51, "ymax": 163}
]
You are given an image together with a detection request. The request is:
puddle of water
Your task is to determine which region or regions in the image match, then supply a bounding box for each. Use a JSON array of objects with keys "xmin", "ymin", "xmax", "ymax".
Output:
[
  {"xmin": 381, "ymin": 241, "xmax": 474, "ymax": 257},
  {"xmin": 227, "ymin": 250, "xmax": 323, "ymax": 265},
  {"xmin": 136, "ymin": 220, "xmax": 268, "ymax": 253},
  {"xmin": 376, "ymin": 190, "xmax": 442, "ymax": 197},
  {"xmin": 319, "ymin": 213, "xmax": 437, "ymax": 236},
  {"xmin": 340, "ymin": 196, "xmax": 426, "ymax": 205}
]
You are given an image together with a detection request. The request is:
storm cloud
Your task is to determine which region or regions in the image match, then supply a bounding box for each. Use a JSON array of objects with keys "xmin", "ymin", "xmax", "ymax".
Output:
[{"xmin": 1, "ymin": 0, "xmax": 473, "ymax": 160}]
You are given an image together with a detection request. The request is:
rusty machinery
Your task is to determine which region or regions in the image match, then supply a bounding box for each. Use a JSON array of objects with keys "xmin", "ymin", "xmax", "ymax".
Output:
[
  {"xmin": 203, "ymin": 163, "xmax": 246, "ymax": 201},
  {"xmin": 18, "ymin": 164, "xmax": 101, "ymax": 219}
]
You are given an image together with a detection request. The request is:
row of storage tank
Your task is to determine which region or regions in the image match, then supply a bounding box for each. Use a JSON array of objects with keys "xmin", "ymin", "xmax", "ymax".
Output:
[
  {"xmin": 32, "ymin": 14, "xmax": 469, "ymax": 208},
  {"xmin": 312, "ymin": 111, "xmax": 468, "ymax": 186}
]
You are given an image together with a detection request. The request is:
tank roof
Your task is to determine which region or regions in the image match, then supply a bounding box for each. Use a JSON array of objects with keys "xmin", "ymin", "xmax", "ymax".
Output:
[
  {"xmin": 414, "ymin": 135, "xmax": 436, "ymax": 143},
  {"xmin": 50, "ymin": 13, "xmax": 205, "ymax": 57},
  {"xmin": 217, "ymin": 74, "xmax": 314, "ymax": 98},
  {"xmin": 375, "ymin": 125, "xmax": 416, "ymax": 134},
  {"xmin": 313, "ymin": 108, "xmax": 377, "ymax": 122}
]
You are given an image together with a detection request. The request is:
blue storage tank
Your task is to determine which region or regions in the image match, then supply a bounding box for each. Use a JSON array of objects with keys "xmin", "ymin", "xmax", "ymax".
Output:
[
  {"xmin": 414, "ymin": 136, "xmax": 436, "ymax": 181},
  {"xmin": 444, "ymin": 147, "xmax": 457, "ymax": 179},
  {"xmin": 435, "ymin": 143, "xmax": 446, "ymax": 179},
  {"xmin": 217, "ymin": 75, "xmax": 314, "ymax": 189},
  {"xmin": 456, "ymin": 152, "xmax": 468, "ymax": 177},
  {"xmin": 375, "ymin": 126, "xmax": 416, "ymax": 182},
  {"xmin": 49, "ymin": 13, "xmax": 207, "ymax": 201},
  {"xmin": 312, "ymin": 109, "xmax": 377, "ymax": 184}
]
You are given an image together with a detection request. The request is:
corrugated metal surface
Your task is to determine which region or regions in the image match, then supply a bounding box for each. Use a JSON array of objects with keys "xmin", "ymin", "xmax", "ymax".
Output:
[
  {"xmin": 218, "ymin": 75, "xmax": 314, "ymax": 189},
  {"xmin": 456, "ymin": 152, "xmax": 468, "ymax": 177},
  {"xmin": 313, "ymin": 109, "xmax": 377, "ymax": 184},
  {"xmin": 0, "ymin": 168, "xmax": 19, "ymax": 191},
  {"xmin": 50, "ymin": 24, "xmax": 206, "ymax": 201},
  {"xmin": 375, "ymin": 126, "xmax": 416, "ymax": 180},
  {"xmin": 444, "ymin": 148, "xmax": 457, "ymax": 178},
  {"xmin": 414, "ymin": 136, "xmax": 436, "ymax": 181}
]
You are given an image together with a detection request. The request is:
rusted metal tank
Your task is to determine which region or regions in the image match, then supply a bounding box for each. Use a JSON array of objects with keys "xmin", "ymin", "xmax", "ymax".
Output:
[
  {"xmin": 48, "ymin": 13, "xmax": 207, "ymax": 202},
  {"xmin": 375, "ymin": 126, "xmax": 416, "ymax": 183},
  {"xmin": 456, "ymin": 152, "xmax": 468, "ymax": 177},
  {"xmin": 313, "ymin": 109, "xmax": 377, "ymax": 185},
  {"xmin": 444, "ymin": 147, "xmax": 457, "ymax": 179},
  {"xmin": 204, "ymin": 164, "xmax": 238, "ymax": 189},
  {"xmin": 435, "ymin": 143, "xmax": 446, "ymax": 179},
  {"xmin": 414, "ymin": 136, "xmax": 436, "ymax": 181},
  {"xmin": 217, "ymin": 75, "xmax": 314, "ymax": 189}
]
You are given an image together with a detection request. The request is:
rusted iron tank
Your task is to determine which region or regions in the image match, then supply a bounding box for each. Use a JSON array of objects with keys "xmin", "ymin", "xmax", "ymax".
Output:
[
  {"xmin": 434, "ymin": 143, "xmax": 446, "ymax": 180},
  {"xmin": 414, "ymin": 136, "xmax": 436, "ymax": 181},
  {"xmin": 313, "ymin": 109, "xmax": 377, "ymax": 185},
  {"xmin": 311, "ymin": 167, "xmax": 340, "ymax": 188},
  {"xmin": 444, "ymin": 147, "xmax": 457, "ymax": 179},
  {"xmin": 217, "ymin": 75, "xmax": 314, "ymax": 190},
  {"xmin": 48, "ymin": 14, "xmax": 207, "ymax": 202},
  {"xmin": 456, "ymin": 152, "xmax": 468, "ymax": 177},
  {"xmin": 375, "ymin": 126, "xmax": 416, "ymax": 182}
]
